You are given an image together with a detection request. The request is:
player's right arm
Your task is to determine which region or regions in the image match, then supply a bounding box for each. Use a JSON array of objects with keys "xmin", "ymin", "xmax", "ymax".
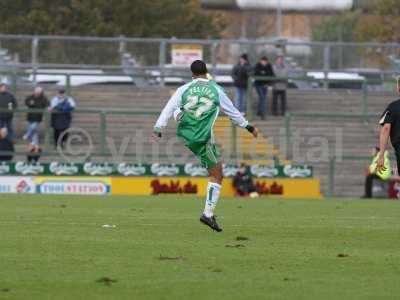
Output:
[
  {"xmin": 217, "ymin": 87, "xmax": 258, "ymax": 138},
  {"xmin": 152, "ymin": 86, "xmax": 185, "ymax": 139}
]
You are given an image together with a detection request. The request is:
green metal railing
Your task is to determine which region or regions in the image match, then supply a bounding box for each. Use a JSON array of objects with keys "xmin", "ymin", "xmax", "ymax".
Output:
[
  {"xmin": 284, "ymin": 112, "xmax": 378, "ymax": 154},
  {"xmin": 0, "ymin": 107, "xmax": 157, "ymax": 156},
  {"xmin": 0, "ymin": 71, "xmax": 394, "ymax": 196},
  {"xmin": 0, "ymin": 108, "xmax": 244, "ymax": 160},
  {"xmin": 2, "ymin": 71, "xmax": 391, "ymax": 118},
  {"xmin": 285, "ymin": 113, "xmax": 379, "ymax": 197},
  {"xmin": 0, "ymin": 108, "xmax": 389, "ymax": 198},
  {"xmin": 0, "ymin": 70, "xmax": 163, "ymax": 96}
]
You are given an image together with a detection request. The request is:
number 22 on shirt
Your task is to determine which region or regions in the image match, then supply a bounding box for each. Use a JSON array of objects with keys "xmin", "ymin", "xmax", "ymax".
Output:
[{"xmin": 183, "ymin": 95, "xmax": 213, "ymax": 118}]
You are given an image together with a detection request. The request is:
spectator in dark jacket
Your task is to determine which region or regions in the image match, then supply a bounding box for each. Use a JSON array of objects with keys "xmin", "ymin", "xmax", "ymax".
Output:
[
  {"xmin": 0, "ymin": 127, "xmax": 14, "ymax": 161},
  {"xmin": 23, "ymin": 86, "xmax": 49, "ymax": 149},
  {"xmin": 0, "ymin": 83, "xmax": 17, "ymax": 139},
  {"xmin": 233, "ymin": 163, "xmax": 259, "ymax": 197},
  {"xmin": 50, "ymin": 88, "xmax": 76, "ymax": 148},
  {"xmin": 254, "ymin": 56, "xmax": 274, "ymax": 120},
  {"xmin": 231, "ymin": 54, "xmax": 252, "ymax": 114}
]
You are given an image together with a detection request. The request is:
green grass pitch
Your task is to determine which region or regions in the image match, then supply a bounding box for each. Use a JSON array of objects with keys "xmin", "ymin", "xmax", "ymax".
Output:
[{"xmin": 0, "ymin": 195, "xmax": 399, "ymax": 300}]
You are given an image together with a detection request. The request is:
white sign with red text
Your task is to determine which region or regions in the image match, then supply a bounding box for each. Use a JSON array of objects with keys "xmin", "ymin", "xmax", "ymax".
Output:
[
  {"xmin": 0, "ymin": 177, "xmax": 36, "ymax": 194},
  {"xmin": 171, "ymin": 44, "xmax": 203, "ymax": 66}
]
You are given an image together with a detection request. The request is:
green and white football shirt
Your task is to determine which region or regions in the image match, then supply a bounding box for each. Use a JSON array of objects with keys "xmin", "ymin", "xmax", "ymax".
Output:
[{"xmin": 154, "ymin": 78, "xmax": 248, "ymax": 145}]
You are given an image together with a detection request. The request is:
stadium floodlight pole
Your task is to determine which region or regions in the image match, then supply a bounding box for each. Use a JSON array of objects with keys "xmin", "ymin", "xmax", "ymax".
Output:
[
  {"xmin": 276, "ymin": 0, "xmax": 282, "ymax": 38},
  {"xmin": 31, "ymin": 36, "xmax": 39, "ymax": 85}
]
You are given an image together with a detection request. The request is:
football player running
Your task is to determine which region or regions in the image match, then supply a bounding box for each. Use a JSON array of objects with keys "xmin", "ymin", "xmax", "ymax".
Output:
[{"xmin": 152, "ymin": 60, "xmax": 258, "ymax": 232}]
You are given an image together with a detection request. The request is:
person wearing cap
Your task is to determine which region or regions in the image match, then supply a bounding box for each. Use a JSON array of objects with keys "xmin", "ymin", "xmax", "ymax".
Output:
[
  {"xmin": 153, "ymin": 60, "xmax": 258, "ymax": 232},
  {"xmin": 50, "ymin": 88, "xmax": 76, "ymax": 148},
  {"xmin": 23, "ymin": 86, "xmax": 49, "ymax": 150},
  {"xmin": 254, "ymin": 56, "xmax": 275, "ymax": 119},
  {"xmin": 0, "ymin": 83, "xmax": 18, "ymax": 139},
  {"xmin": 231, "ymin": 54, "xmax": 252, "ymax": 114}
]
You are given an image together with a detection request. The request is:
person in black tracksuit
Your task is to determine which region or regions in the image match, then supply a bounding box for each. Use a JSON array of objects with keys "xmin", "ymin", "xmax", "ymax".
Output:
[
  {"xmin": 377, "ymin": 78, "xmax": 400, "ymax": 174},
  {"xmin": 231, "ymin": 54, "xmax": 252, "ymax": 114},
  {"xmin": 0, "ymin": 83, "xmax": 17, "ymax": 139},
  {"xmin": 254, "ymin": 56, "xmax": 274, "ymax": 119}
]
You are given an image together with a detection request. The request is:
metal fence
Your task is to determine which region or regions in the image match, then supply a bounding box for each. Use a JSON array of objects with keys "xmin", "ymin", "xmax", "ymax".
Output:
[
  {"xmin": 0, "ymin": 108, "xmax": 241, "ymax": 164},
  {"xmin": 1, "ymin": 34, "xmax": 400, "ymax": 77},
  {"xmin": 284, "ymin": 112, "xmax": 381, "ymax": 197},
  {"xmin": 0, "ymin": 69, "xmax": 394, "ymax": 197},
  {"xmin": 0, "ymin": 107, "xmax": 388, "ymax": 197},
  {"xmin": 327, "ymin": 155, "xmax": 369, "ymax": 197},
  {"xmin": 0, "ymin": 70, "xmax": 384, "ymax": 116}
]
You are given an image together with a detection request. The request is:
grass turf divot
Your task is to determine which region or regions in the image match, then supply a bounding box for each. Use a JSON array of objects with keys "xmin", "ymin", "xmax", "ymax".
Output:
[
  {"xmin": 236, "ymin": 236, "xmax": 249, "ymax": 241},
  {"xmin": 158, "ymin": 255, "xmax": 185, "ymax": 261},
  {"xmin": 95, "ymin": 277, "xmax": 117, "ymax": 286}
]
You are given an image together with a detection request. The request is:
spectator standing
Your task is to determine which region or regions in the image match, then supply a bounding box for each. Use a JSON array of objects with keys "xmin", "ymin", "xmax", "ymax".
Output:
[
  {"xmin": 23, "ymin": 86, "xmax": 49, "ymax": 149},
  {"xmin": 272, "ymin": 56, "xmax": 288, "ymax": 116},
  {"xmin": 0, "ymin": 83, "xmax": 17, "ymax": 138},
  {"xmin": 0, "ymin": 127, "xmax": 14, "ymax": 161},
  {"xmin": 231, "ymin": 54, "xmax": 252, "ymax": 114},
  {"xmin": 50, "ymin": 88, "xmax": 76, "ymax": 148},
  {"xmin": 254, "ymin": 56, "xmax": 274, "ymax": 120}
]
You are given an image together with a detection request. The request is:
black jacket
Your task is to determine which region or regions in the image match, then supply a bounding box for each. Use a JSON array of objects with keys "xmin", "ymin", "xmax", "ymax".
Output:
[
  {"xmin": 0, "ymin": 137, "xmax": 14, "ymax": 161},
  {"xmin": 25, "ymin": 94, "xmax": 49, "ymax": 123},
  {"xmin": 254, "ymin": 62, "xmax": 275, "ymax": 86},
  {"xmin": 51, "ymin": 98, "xmax": 75, "ymax": 129},
  {"xmin": 232, "ymin": 63, "xmax": 252, "ymax": 88},
  {"xmin": 233, "ymin": 171, "xmax": 255, "ymax": 194},
  {"xmin": 0, "ymin": 91, "xmax": 17, "ymax": 122}
]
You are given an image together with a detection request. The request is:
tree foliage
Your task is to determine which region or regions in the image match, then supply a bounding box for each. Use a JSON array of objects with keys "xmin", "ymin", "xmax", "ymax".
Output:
[
  {"xmin": 354, "ymin": 0, "xmax": 400, "ymax": 43},
  {"xmin": 0, "ymin": 0, "xmax": 225, "ymax": 38},
  {"xmin": 312, "ymin": 11, "xmax": 360, "ymax": 42},
  {"xmin": 313, "ymin": 0, "xmax": 400, "ymax": 43}
]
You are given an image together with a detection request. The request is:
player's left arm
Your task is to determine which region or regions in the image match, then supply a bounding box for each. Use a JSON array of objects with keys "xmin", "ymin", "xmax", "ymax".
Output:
[
  {"xmin": 152, "ymin": 88, "xmax": 183, "ymax": 139},
  {"xmin": 377, "ymin": 106, "xmax": 393, "ymax": 171},
  {"xmin": 217, "ymin": 87, "xmax": 258, "ymax": 138},
  {"xmin": 377, "ymin": 123, "xmax": 391, "ymax": 172}
]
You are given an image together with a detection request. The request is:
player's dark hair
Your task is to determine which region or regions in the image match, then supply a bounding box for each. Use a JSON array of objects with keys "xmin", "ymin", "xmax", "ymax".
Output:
[{"xmin": 191, "ymin": 60, "xmax": 208, "ymax": 76}]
